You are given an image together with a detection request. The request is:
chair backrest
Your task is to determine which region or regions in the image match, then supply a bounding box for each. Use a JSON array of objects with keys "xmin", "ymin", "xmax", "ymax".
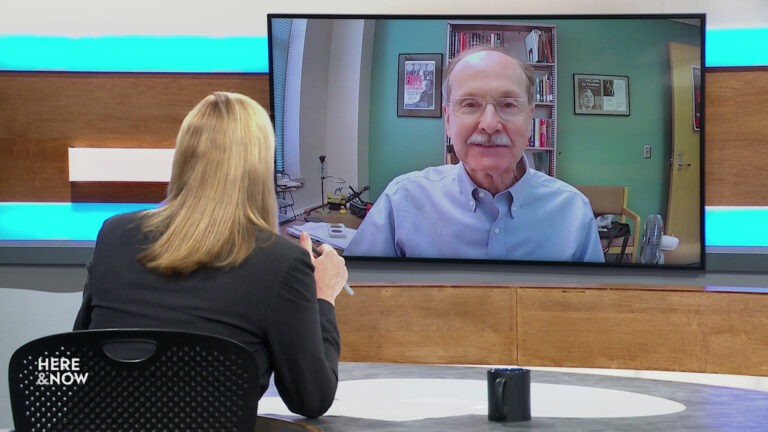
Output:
[
  {"xmin": 9, "ymin": 329, "xmax": 259, "ymax": 432},
  {"xmin": 574, "ymin": 185, "xmax": 626, "ymax": 216}
]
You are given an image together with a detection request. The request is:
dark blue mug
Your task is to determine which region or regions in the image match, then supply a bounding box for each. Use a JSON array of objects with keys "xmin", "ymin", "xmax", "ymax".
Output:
[{"xmin": 487, "ymin": 367, "xmax": 531, "ymax": 422}]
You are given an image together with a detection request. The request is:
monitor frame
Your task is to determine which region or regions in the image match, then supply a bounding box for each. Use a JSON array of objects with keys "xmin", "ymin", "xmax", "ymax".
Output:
[{"xmin": 267, "ymin": 13, "xmax": 706, "ymax": 270}]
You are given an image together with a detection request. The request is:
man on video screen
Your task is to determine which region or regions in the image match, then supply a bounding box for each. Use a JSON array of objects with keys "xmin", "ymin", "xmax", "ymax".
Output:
[{"xmin": 346, "ymin": 47, "xmax": 603, "ymax": 262}]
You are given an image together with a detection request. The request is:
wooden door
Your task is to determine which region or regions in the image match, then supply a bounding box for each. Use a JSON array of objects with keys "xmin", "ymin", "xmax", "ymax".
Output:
[{"xmin": 665, "ymin": 43, "xmax": 702, "ymax": 265}]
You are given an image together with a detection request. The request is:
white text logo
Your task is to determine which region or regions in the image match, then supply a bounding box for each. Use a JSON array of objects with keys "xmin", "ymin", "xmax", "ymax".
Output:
[{"xmin": 36, "ymin": 357, "xmax": 88, "ymax": 385}]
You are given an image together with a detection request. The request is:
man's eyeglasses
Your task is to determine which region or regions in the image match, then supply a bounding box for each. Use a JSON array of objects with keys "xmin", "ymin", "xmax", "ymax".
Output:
[{"xmin": 448, "ymin": 97, "xmax": 529, "ymax": 120}]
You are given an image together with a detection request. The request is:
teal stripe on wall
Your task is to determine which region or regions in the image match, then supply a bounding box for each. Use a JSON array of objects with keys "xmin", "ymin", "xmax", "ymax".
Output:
[
  {"xmin": 706, "ymin": 28, "xmax": 768, "ymax": 67},
  {"xmin": 0, "ymin": 203, "xmax": 764, "ymax": 246},
  {"xmin": 0, "ymin": 29, "xmax": 765, "ymax": 72},
  {"xmin": 0, "ymin": 35, "xmax": 269, "ymax": 72},
  {"xmin": 705, "ymin": 207, "xmax": 768, "ymax": 247},
  {"xmin": 0, "ymin": 203, "xmax": 157, "ymax": 241}
]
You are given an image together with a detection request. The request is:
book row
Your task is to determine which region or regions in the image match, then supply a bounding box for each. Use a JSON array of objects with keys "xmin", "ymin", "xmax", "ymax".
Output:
[
  {"xmin": 448, "ymin": 29, "xmax": 553, "ymax": 65},
  {"xmin": 449, "ymin": 31, "xmax": 504, "ymax": 58},
  {"xmin": 529, "ymin": 117, "xmax": 552, "ymax": 148},
  {"xmin": 534, "ymin": 72, "xmax": 554, "ymax": 103}
]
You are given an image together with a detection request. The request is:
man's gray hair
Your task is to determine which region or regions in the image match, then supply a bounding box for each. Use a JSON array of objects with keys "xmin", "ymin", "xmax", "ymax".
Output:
[{"xmin": 441, "ymin": 46, "xmax": 536, "ymax": 104}]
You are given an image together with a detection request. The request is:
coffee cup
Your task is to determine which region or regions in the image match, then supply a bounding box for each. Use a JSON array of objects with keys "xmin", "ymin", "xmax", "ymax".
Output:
[{"xmin": 487, "ymin": 367, "xmax": 531, "ymax": 422}]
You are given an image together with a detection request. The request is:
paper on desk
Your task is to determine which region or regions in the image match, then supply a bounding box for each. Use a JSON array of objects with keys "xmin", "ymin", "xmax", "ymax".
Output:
[
  {"xmin": 285, "ymin": 222, "xmax": 356, "ymax": 250},
  {"xmin": 277, "ymin": 178, "xmax": 302, "ymax": 188}
]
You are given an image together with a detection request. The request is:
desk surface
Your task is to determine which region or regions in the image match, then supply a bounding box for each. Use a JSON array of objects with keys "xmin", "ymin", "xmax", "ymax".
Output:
[
  {"xmin": 254, "ymin": 416, "xmax": 320, "ymax": 431},
  {"xmin": 261, "ymin": 363, "xmax": 768, "ymax": 432},
  {"xmin": 1, "ymin": 417, "xmax": 320, "ymax": 432},
  {"xmin": 281, "ymin": 209, "xmax": 363, "ymax": 232},
  {"xmin": 279, "ymin": 209, "xmax": 362, "ymax": 253}
]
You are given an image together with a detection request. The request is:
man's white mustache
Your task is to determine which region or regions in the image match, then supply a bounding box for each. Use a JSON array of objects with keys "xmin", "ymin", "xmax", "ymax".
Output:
[{"xmin": 467, "ymin": 133, "xmax": 511, "ymax": 147}]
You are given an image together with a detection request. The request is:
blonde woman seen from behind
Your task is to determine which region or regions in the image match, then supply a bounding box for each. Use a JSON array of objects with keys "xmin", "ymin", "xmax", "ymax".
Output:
[{"xmin": 74, "ymin": 92, "xmax": 348, "ymax": 418}]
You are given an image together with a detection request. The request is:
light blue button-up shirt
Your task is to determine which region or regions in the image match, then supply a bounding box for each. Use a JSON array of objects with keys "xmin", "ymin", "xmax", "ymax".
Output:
[{"xmin": 345, "ymin": 159, "xmax": 604, "ymax": 263}]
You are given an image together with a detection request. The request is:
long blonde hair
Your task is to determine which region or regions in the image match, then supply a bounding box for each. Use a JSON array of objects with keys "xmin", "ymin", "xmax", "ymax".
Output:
[{"xmin": 138, "ymin": 92, "xmax": 278, "ymax": 275}]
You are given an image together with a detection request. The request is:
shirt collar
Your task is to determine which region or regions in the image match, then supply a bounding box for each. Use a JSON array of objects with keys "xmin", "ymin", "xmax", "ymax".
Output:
[
  {"xmin": 510, "ymin": 155, "xmax": 532, "ymax": 190},
  {"xmin": 455, "ymin": 161, "xmax": 479, "ymax": 213},
  {"xmin": 507, "ymin": 155, "xmax": 533, "ymax": 215},
  {"xmin": 456, "ymin": 161, "xmax": 475, "ymax": 197},
  {"xmin": 456, "ymin": 156, "xmax": 532, "ymax": 214}
]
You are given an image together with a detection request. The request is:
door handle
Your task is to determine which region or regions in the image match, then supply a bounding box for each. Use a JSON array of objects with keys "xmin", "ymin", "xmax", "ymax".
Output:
[{"xmin": 677, "ymin": 152, "xmax": 691, "ymax": 171}]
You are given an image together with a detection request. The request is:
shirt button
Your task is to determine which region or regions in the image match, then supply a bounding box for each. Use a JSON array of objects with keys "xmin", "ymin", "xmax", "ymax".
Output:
[
  {"xmin": 470, "ymin": 201, "xmax": 475, "ymax": 207},
  {"xmin": 478, "ymin": 191, "xmax": 486, "ymax": 198},
  {"xmin": 494, "ymin": 228, "xmax": 500, "ymax": 235}
]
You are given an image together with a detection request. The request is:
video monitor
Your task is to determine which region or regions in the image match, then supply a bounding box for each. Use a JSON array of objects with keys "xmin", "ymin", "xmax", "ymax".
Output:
[{"xmin": 268, "ymin": 14, "xmax": 705, "ymax": 269}]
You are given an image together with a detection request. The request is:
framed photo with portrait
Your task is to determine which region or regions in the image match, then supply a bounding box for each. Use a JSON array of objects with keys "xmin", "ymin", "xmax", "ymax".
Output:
[
  {"xmin": 397, "ymin": 53, "xmax": 443, "ymax": 118},
  {"xmin": 573, "ymin": 74, "xmax": 630, "ymax": 116}
]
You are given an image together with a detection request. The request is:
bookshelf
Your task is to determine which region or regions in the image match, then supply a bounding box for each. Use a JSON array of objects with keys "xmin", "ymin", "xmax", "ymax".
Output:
[{"xmin": 446, "ymin": 21, "xmax": 558, "ymax": 176}]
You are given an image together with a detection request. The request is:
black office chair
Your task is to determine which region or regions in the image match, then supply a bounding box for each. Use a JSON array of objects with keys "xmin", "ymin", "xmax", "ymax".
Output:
[{"xmin": 8, "ymin": 329, "xmax": 260, "ymax": 432}]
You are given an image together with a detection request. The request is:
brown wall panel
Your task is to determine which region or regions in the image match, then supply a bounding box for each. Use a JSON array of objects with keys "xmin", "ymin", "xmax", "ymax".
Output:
[
  {"xmin": 0, "ymin": 72, "xmax": 270, "ymax": 140},
  {"xmin": 70, "ymin": 182, "xmax": 168, "ymax": 203},
  {"xmin": 705, "ymin": 69, "xmax": 768, "ymax": 205},
  {"xmin": 336, "ymin": 286, "xmax": 517, "ymax": 365},
  {"xmin": 2, "ymin": 69, "xmax": 767, "ymax": 204},
  {"xmin": 0, "ymin": 72, "xmax": 269, "ymax": 201},
  {"xmin": 0, "ymin": 138, "xmax": 71, "ymax": 201}
]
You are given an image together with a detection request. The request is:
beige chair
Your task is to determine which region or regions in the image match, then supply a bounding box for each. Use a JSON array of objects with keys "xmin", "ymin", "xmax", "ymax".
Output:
[{"xmin": 575, "ymin": 185, "xmax": 641, "ymax": 263}]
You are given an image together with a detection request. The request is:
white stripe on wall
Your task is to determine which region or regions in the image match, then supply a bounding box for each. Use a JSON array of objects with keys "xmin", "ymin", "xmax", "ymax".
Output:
[{"xmin": 68, "ymin": 148, "xmax": 174, "ymax": 182}]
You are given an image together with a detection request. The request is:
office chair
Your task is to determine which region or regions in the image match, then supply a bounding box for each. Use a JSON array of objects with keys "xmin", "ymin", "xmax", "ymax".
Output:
[
  {"xmin": 575, "ymin": 185, "xmax": 642, "ymax": 263},
  {"xmin": 8, "ymin": 329, "xmax": 259, "ymax": 432}
]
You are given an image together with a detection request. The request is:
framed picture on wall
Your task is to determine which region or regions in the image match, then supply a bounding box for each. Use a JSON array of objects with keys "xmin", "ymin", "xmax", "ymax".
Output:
[
  {"xmin": 574, "ymin": 73, "xmax": 630, "ymax": 116},
  {"xmin": 692, "ymin": 66, "xmax": 701, "ymax": 130},
  {"xmin": 397, "ymin": 53, "xmax": 443, "ymax": 118}
]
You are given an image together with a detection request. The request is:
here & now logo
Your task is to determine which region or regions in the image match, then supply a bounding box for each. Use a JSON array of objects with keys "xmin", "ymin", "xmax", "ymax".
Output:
[{"xmin": 35, "ymin": 357, "xmax": 89, "ymax": 385}]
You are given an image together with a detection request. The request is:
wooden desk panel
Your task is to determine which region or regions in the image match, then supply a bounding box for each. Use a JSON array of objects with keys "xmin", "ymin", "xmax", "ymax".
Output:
[
  {"xmin": 517, "ymin": 288, "xmax": 708, "ymax": 372},
  {"xmin": 697, "ymin": 291, "xmax": 768, "ymax": 375},
  {"xmin": 339, "ymin": 283, "xmax": 768, "ymax": 376},
  {"xmin": 336, "ymin": 285, "xmax": 517, "ymax": 365},
  {"xmin": 517, "ymin": 286, "xmax": 768, "ymax": 375}
]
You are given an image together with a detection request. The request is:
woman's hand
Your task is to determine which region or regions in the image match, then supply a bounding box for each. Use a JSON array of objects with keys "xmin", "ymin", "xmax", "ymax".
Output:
[{"xmin": 300, "ymin": 232, "xmax": 348, "ymax": 305}]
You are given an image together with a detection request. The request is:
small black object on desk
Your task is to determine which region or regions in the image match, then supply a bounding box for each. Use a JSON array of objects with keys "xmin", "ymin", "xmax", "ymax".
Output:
[{"xmin": 487, "ymin": 368, "xmax": 531, "ymax": 422}]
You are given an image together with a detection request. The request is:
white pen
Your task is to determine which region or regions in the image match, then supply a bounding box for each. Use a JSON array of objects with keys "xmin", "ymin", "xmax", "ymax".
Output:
[{"xmin": 342, "ymin": 283, "xmax": 355, "ymax": 296}]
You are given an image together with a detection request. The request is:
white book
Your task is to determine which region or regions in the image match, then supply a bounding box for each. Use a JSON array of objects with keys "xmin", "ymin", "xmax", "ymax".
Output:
[{"xmin": 524, "ymin": 30, "xmax": 540, "ymax": 63}]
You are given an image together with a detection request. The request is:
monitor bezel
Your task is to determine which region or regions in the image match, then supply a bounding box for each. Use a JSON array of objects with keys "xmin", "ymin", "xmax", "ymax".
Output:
[{"xmin": 267, "ymin": 13, "xmax": 706, "ymax": 270}]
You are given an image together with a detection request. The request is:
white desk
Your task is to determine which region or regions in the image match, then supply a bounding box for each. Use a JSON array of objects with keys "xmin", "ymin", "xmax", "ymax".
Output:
[{"xmin": 260, "ymin": 363, "xmax": 768, "ymax": 431}]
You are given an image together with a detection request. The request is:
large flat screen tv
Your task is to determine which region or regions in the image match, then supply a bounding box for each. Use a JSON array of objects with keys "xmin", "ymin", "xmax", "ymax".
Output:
[{"xmin": 268, "ymin": 14, "xmax": 705, "ymax": 269}]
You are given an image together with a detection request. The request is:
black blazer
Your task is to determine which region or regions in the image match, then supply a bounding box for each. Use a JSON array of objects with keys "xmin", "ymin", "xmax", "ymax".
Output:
[{"xmin": 74, "ymin": 212, "xmax": 339, "ymax": 418}]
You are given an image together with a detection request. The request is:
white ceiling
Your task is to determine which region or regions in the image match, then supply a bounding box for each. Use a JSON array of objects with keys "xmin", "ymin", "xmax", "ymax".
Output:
[{"xmin": 1, "ymin": 0, "xmax": 764, "ymax": 36}]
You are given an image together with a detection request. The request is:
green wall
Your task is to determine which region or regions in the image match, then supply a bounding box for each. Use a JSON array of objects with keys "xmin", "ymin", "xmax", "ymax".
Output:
[
  {"xmin": 554, "ymin": 19, "xmax": 700, "ymax": 227},
  {"xmin": 367, "ymin": 18, "xmax": 700, "ymax": 226},
  {"xmin": 368, "ymin": 20, "xmax": 446, "ymax": 198}
]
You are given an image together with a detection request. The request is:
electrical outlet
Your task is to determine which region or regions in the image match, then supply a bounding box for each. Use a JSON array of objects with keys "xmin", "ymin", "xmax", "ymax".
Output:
[{"xmin": 643, "ymin": 145, "xmax": 652, "ymax": 159}]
